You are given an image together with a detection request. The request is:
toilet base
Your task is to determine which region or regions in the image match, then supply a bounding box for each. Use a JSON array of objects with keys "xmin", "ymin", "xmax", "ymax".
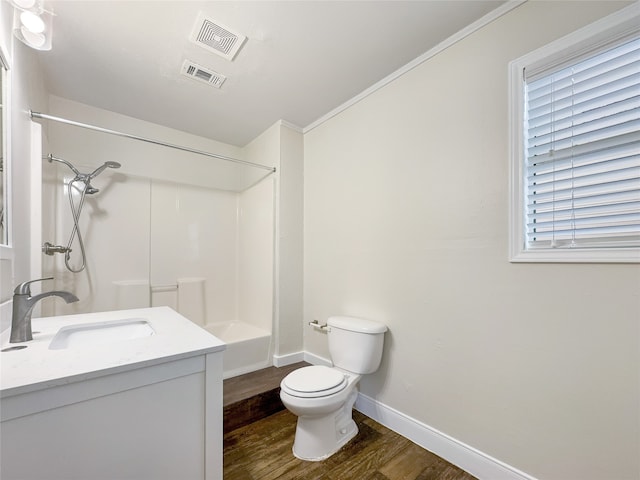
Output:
[{"xmin": 291, "ymin": 389, "xmax": 359, "ymax": 461}]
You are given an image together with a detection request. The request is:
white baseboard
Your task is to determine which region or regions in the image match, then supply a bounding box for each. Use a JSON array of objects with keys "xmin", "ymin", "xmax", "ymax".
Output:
[
  {"xmin": 355, "ymin": 393, "xmax": 538, "ymax": 480},
  {"xmin": 272, "ymin": 351, "xmax": 305, "ymax": 367},
  {"xmin": 303, "ymin": 351, "xmax": 331, "ymax": 367},
  {"xmin": 271, "ymin": 352, "xmax": 535, "ymax": 479},
  {"xmin": 273, "ymin": 351, "xmax": 332, "ymax": 367}
]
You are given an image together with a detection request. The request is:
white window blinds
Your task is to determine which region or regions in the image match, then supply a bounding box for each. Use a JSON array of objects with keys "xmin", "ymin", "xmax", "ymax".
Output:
[{"xmin": 524, "ymin": 36, "xmax": 640, "ymax": 250}]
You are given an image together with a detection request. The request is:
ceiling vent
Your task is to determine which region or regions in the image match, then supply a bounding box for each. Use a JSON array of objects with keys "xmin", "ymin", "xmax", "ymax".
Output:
[
  {"xmin": 189, "ymin": 12, "xmax": 247, "ymax": 61},
  {"xmin": 181, "ymin": 60, "xmax": 226, "ymax": 88}
]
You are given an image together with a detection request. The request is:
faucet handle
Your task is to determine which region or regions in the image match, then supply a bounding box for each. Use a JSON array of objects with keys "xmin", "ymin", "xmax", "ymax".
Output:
[{"xmin": 14, "ymin": 277, "xmax": 55, "ymax": 295}]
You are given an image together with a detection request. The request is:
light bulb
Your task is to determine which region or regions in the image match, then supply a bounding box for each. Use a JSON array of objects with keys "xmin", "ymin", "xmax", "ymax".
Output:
[
  {"xmin": 20, "ymin": 27, "xmax": 46, "ymax": 47},
  {"xmin": 20, "ymin": 11, "xmax": 45, "ymax": 34}
]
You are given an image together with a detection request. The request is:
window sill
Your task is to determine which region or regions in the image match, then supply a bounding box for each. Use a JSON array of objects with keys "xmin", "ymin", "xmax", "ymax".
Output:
[{"xmin": 509, "ymin": 247, "xmax": 640, "ymax": 264}]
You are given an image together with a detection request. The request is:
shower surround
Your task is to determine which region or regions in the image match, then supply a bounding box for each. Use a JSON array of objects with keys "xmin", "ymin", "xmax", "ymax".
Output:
[{"xmin": 40, "ymin": 96, "xmax": 277, "ymax": 378}]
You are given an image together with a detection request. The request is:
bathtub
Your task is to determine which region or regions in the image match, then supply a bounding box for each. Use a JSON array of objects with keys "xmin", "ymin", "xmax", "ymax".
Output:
[{"xmin": 203, "ymin": 322, "xmax": 272, "ymax": 379}]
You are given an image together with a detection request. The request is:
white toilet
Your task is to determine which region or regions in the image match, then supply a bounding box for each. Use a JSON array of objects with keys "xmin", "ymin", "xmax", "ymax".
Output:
[{"xmin": 280, "ymin": 315, "xmax": 387, "ymax": 461}]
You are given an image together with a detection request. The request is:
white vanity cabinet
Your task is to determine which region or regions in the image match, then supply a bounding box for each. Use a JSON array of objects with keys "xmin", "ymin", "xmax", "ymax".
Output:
[{"xmin": 0, "ymin": 307, "xmax": 226, "ymax": 480}]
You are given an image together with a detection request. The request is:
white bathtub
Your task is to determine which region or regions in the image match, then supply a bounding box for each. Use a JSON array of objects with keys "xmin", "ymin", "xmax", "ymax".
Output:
[{"xmin": 203, "ymin": 322, "xmax": 271, "ymax": 379}]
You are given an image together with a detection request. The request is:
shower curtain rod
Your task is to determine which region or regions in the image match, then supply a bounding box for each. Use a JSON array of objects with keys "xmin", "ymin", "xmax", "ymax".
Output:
[{"xmin": 30, "ymin": 110, "xmax": 276, "ymax": 172}]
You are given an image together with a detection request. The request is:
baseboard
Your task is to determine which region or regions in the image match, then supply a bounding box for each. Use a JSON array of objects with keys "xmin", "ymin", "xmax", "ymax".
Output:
[
  {"xmin": 303, "ymin": 351, "xmax": 331, "ymax": 367},
  {"xmin": 272, "ymin": 351, "xmax": 305, "ymax": 367},
  {"xmin": 272, "ymin": 350, "xmax": 332, "ymax": 367},
  {"xmin": 355, "ymin": 393, "xmax": 538, "ymax": 480},
  {"xmin": 278, "ymin": 353, "xmax": 536, "ymax": 479}
]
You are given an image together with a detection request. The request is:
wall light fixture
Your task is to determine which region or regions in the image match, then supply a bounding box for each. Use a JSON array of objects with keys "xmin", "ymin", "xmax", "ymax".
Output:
[{"xmin": 10, "ymin": 0, "xmax": 53, "ymax": 51}]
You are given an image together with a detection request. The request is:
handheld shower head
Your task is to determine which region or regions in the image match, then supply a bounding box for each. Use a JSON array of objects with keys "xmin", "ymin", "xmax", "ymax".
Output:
[
  {"xmin": 48, "ymin": 154, "xmax": 123, "ymax": 195},
  {"xmin": 89, "ymin": 161, "xmax": 121, "ymax": 179}
]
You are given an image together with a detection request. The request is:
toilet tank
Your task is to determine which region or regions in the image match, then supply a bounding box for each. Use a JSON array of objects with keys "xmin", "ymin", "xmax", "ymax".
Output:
[{"xmin": 327, "ymin": 316, "xmax": 387, "ymax": 374}]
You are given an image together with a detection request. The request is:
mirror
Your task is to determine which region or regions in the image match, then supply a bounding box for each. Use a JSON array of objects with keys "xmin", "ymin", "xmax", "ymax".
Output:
[{"xmin": 0, "ymin": 48, "xmax": 7, "ymax": 245}]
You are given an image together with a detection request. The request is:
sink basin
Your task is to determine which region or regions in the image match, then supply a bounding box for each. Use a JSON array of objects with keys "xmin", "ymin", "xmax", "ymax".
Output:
[{"xmin": 49, "ymin": 318, "xmax": 155, "ymax": 350}]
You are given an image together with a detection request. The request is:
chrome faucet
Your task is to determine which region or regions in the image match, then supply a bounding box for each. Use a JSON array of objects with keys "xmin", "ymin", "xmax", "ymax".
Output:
[{"xmin": 10, "ymin": 277, "xmax": 79, "ymax": 343}]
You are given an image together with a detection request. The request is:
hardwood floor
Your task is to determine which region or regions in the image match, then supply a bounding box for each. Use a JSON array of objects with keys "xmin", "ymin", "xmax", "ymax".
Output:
[
  {"xmin": 223, "ymin": 365, "xmax": 476, "ymax": 479},
  {"xmin": 224, "ymin": 363, "xmax": 308, "ymax": 406},
  {"xmin": 223, "ymin": 399, "xmax": 476, "ymax": 480},
  {"xmin": 223, "ymin": 363, "xmax": 309, "ymax": 433}
]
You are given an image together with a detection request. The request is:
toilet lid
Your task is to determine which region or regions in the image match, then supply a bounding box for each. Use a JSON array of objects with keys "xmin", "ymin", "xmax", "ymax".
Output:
[{"xmin": 281, "ymin": 366, "xmax": 348, "ymax": 398}]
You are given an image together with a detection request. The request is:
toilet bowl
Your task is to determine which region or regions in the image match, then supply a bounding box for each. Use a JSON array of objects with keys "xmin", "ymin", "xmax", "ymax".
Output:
[
  {"xmin": 280, "ymin": 365, "xmax": 361, "ymax": 460},
  {"xmin": 280, "ymin": 316, "xmax": 387, "ymax": 461}
]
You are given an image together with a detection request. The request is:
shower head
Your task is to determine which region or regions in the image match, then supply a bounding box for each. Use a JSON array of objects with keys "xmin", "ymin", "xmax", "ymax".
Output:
[
  {"xmin": 48, "ymin": 155, "xmax": 122, "ymax": 194},
  {"xmin": 88, "ymin": 161, "xmax": 121, "ymax": 179}
]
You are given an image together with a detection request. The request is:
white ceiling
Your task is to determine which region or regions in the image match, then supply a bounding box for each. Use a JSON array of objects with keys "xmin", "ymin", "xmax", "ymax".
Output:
[{"xmin": 38, "ymin": 1, "xmax": 506, "ymax": 146}]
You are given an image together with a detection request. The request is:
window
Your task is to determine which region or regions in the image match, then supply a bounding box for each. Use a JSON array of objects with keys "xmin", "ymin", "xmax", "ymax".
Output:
[{"xmin": 509, "ymin": 4, "xmax": 640, "ymax": 263}]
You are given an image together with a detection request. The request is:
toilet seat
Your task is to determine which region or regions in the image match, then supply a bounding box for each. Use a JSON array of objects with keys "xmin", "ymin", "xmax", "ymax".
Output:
[{"xmin": 281, "ymin": 365, "xmax": 348, "ymax": 398}]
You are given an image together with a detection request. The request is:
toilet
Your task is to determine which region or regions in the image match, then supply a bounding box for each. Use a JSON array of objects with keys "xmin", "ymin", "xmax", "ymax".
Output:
[{"xmin": 280, "ymin": 315, "xmax": 387, "ymax": 461}]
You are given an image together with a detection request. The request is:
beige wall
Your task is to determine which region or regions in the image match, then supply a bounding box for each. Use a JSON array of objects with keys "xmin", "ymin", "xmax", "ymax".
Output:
[{"xmin": 303, "ymin": 2, "xmax": 639, "ymax": 479}]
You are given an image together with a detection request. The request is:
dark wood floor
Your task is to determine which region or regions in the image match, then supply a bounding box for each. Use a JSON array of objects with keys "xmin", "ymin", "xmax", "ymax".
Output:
[
  {"xmin": 224, "ymin": 362, "xmax": 307, "ymax": 406},
  {"xmin": 223, "ymin": 362, "xmax": 309, "ymax": 433},
  {"xmin": 224, "ymin": 409, "xmax": 476, "ymax": 480},
  {"xmin": 223, "ymin": 365, "xmax": 477, "ymax": 480}
]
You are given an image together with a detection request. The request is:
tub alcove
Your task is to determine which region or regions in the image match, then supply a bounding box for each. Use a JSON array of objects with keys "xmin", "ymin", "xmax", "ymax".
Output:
[{"xmin": 37, "ymin": 102, "xmax": 278, "ymax": 378}]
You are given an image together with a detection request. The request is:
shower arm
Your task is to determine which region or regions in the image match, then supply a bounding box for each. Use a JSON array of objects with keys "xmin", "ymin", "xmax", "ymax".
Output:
[{"xmin": 48, "ymin": 154, "xmax": 81, "ymax": 176}]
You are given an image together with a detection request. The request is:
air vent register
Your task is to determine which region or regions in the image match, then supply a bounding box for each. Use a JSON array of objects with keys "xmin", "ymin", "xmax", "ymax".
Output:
[
  {"xmin": 189, "ymin": 12, "xmax": 247, "ymax": 61},
  {"xmin": 181, "ymin": 60, "xmax": 226, "ymax": 88}
]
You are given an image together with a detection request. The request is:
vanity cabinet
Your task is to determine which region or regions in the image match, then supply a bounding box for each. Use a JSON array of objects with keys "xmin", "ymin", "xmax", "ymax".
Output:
[{"xmin": 0, "ymin": 307, "xmax": 225, "ymax": 480}]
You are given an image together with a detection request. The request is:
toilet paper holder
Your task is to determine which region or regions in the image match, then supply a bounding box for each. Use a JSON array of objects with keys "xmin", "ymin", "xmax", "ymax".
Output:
[{"xmin": 308, "ymin": 320, "xmax": 331, "ymax": 332}]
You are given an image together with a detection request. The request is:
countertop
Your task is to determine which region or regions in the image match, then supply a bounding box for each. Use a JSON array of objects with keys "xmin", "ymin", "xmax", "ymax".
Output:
[{"xmin": 0, "ymin": 306, "xmax": 226, "ymax": 398}]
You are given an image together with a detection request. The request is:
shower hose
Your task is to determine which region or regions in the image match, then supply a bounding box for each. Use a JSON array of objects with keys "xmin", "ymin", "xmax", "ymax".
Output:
[{"xmin": 64, "ymin": 178, "xmax": 90, "ymax": 273}]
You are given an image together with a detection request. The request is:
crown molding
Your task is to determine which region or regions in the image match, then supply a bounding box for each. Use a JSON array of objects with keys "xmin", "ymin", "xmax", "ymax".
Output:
[{"xmin": 303, "ymin": 0, "xmax": 527, "ymax": 134}]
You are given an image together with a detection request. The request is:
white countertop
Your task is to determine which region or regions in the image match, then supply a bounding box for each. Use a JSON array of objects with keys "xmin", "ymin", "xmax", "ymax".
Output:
[{"xmin": 0, "ymin": 306, "xmax": 226, "ymax": 398}]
